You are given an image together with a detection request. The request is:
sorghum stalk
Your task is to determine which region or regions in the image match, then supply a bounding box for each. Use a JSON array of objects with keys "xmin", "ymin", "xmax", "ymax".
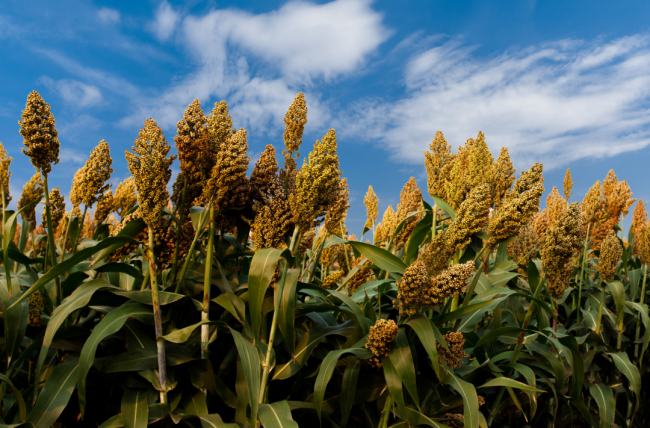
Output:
[
  {"xmin": 487, "ymin": 275, "xmax": 546, "ymax": 426},
  {"xmin": 577, "ymin": 224, "xmax": 590, "ymax": 324},
  {"xmin": 306, "ymin": 232, "xmax": 327, "ymax": 283},
  {"xmin": 42, "ymin": 174, "xmax": 61, "ymax": 304},
  {"xmin": 201, "ymin": 202, "xmax": 215, "ymax": 362},
  {"xmin": 256, "ymin": 226, "xmax": 300, "ymax": 426},
  {"xmin": 379, "ymin": 394, "xmax": 393, "ymax": 428},
  {"xmin": 170, "ymin": 175, "xmax": 188, "ymax": 282},
  {"xmin": 595, "ymin": 279, "xmax": 605, "ymax": 335},
  {"xmin": 59, "ymin": 214, "xmax": 72, "ymax": 264},
  {"xmin": 148, "ymin": 228, "xmax": 167, "ymax": 403},
  {"xmin": 635, "ymin": 264, "xmax": 648, "ymax": 359},
  {"xmin": 70, "ymin": 205, "xmax": 88, "ymax": 255}
]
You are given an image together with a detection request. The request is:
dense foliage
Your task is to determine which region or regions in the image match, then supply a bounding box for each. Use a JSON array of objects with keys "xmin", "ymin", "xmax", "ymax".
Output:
[{"xmin": 0, "ymin": 91, "xmax": 648, "ymax": 428}]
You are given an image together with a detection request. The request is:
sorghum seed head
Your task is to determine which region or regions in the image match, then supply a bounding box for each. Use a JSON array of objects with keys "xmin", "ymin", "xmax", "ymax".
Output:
[
  {"xmin": 598, "ymin": 229, "xmax": 622, "ymax": 282},
  {"xmin": 365, "ymin": 319, "xmax": 399, "ymax": 368},
  {"xmin": 19, "ymin": 91, "xmax": 59, "ymax": 176}
]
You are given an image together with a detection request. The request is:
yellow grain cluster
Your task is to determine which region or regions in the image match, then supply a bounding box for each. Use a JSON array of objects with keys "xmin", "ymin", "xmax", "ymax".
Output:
[
  {"xmin": 17, "ymin": 172, "xmax": 44, "ymax": 229},
  {"xmin": 19, "ymin": 91, "xmax": 59, "ymax": 175},
  {"xmin": 41, "ymin": 187, "xmax": 65, "ymax": 231},
  {"xmin": 598, "ymin": 230, "xmax": 622, "ymax": 282},
  {"xmin": 437, "ymin": 331, "xmax": 468, "ymax": 368},
  {"xmin": 365, "ymin": 319, "xmax": 399, "ymax": 368},
  {"xmin": 0, "ymin": 141, "xmax": 12, "ymax": 204}
]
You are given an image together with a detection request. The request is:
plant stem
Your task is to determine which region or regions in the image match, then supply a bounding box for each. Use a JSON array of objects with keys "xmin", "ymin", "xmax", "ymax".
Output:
[
  {"xmin": 595, "ymin": 279, "xmax": 605, "ymax": 335},
  {"xmin": 487, "ymin": 276, "xmax": 546, "ymax": 426},
  {"xmin": 170, "ymin": 175, "xmax": 187, "ymax": 283},
  {"xmin": 148, "ymin": 227, "xmax": 167, "ymax": 403},
  {"xmin": 635, "ymin": 264, "xmax": 647, "ymax": 359},
  {"xmin": 42, "ymin": 174, "xmax": 61, "ymax": 305},
  {"xmin": 379, "ymin": 394, "xmax": 393, "ymax": 428},
  {"xmin": 577, "ymin": 223, "xmax": 590, "ymax": 324},
  {"xmin": 201, "ymin": 203, "xmax": 215, "ymax": 362},
  {"xmin": 1, "ymin": 187, "xmax": 14, "ymax": 297},
  {"xmin": 306, "ymin": 230, "xmax": 327, "ymax": 283},
  {"xmin": 70, "ymin": 205, "xmax": 88, "ymax": 255}
]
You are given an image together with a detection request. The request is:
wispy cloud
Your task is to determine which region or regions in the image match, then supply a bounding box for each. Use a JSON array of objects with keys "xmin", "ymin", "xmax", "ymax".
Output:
[
  {"xmin": 97, "ymin": 7, "xmax": 120, "ymax": 25},
  {"xmin": 149, "ymin": 1, "xmax": 180, "ymax": 42},
  {"xmin": 342, "ymin": 35, "xmax": 650, "ymax": 169},
  {"xmin": 40, "ymin": 77, "xmax": 103, "ymax": 107}
]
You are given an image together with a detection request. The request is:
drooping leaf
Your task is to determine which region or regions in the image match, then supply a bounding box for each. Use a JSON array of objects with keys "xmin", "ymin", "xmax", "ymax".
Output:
[
  {"xmin": 258, "ymin": 401, "xmax": 299, "ymax": 428},
  {"xmin": 121, "ymin": 389, "xmax": 149, "ymax": 428},
  {"xmin": 230, "ymin": 328, "xmax": 261, "ymax": 424},
  {"xmin": 248, "ymin": 248, "xmax": 284, "ymax": 341},
  {"xmin": 340, "ymin": 359, "xmax": 362, "ymax": 427},
  {"xmin": 346, "ymin": 241, "xmax": 407, "ymax": 274},
  {"xmin": 589, "ymin": 383, "xmax": 614, "ymax": 428},
  {"xmin": 605, "ymin": 352, "xmax": 641, "ymax": 409},
  {"xmin": 27, "ymin": 358, "xmax": 79, "ymax": 428},
  {"xmin": 388, "ymin": 328, "xmax": 418, "ymax": 406}
]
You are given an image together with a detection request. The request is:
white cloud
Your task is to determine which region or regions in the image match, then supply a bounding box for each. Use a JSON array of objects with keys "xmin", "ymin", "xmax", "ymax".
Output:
[
  {"xmin": 150, "ymin": 1, "xmax": 180, "ymax": 42},
  {"xmin": 59, "ymin": 148, "xmax": 88, "ymax": 164},
  {"xmin": 123, "ymin": 0, "xmax": 386, "ymax": 133},
  {"xmin": 41, "ymin": 77, "xmax": 103, "ymax": 107},
  {"xmin": 342, "ymin": 35, "xmax": 650, "ymax": 169},
  {"xmin": 97, "ymin": 7, "xmax": 121, "ymax": 25}
]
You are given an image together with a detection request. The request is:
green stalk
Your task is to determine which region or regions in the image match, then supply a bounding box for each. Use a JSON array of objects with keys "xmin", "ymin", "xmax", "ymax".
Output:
[
  {"xmin": 18, "ymin": 215, "xmax": 30, "ymax": 253},
  {"xmin": 379, "ymin": 394, "xmax": 393, "ymax": 428},
  {"xmin": 201, "ymin": 203, "xmax": 215, "ymax": 361},
  {"xmin": 2, "ymin": 187, "xmax": 14, "ymax": 296},
  {"xmin": 256, "ymin": 226, "xmax": 300, "ymax": 426},
  {"xmin": 487, "ymin": 276, "xmax": 546, "ymax": 426},
  {"xmin": 306, "ymin": 230, "xmax": 327, "ymax": 283},
  {"xmin": 174, "ymin": 221, "xmax": 204, "ymax": 294},
  {"xmin": 577, "ymin": 224, "xmax": 590, "ymax": 324},
  {"xmin": 42, "ymin": 174, "xmax": 61, "ymax": 305},
  {"xmin": 59, "ymin": 214, "xmax": 72, "ymax": 264},
  {"xmin": 70, "ymin": 204, "xmax": 88, "ymax": 255},
  {"xmin": 148, "ymin": 228, "xmax": 167, "ymax": 403},
  {"xmin": 170, "ymin": 175, "xmax": 188, "ymax": 283},
  {"xmin": 595, "ymin": 279, "xmax": 605, "ymax": 335},
  {"xmin": 635, "ymin": 264, "xmax": 647, "ymax": 359}
]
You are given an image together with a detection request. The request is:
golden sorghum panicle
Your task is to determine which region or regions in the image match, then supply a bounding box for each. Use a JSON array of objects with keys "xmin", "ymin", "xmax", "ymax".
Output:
[
  {"xmin": 443, "ymin": 413, "xmax": 465, "ymax": 428},
  {"xmin": 70, "ymin": 166, "xmax": 84, "ymax": 211},
  {"xmin": 364, "ymin": 185, "xmax": 379, "ymax": 230},
  {"xmin": 424, "ymin": 131, "xmax": 454, "ymax": 201},
  {"xmin": 376, "ymin": 205, "xmax": 397, "ymax": 246},
  {"xmin": 598, "ymin": 229, "xmax": 622, "ymax": 282},
  {"xmin": 581, "ymin": 180, "xmax": 602, "ymax": 226},
  {"xmin": 203, "ymin": 101, "xmax": 234, "ymax": 186},
  {"xmin": 424, "ymin": 261, "xmax": 475, "ymax": 306},
  {"xmin": 290, "ymin": 129, "xmax": 341, "ymax": 229},
  {"xmin": 394, "ymin": 177, "xmax": 423, "ymax": 250},
  {"xmin": 203, "ymin": 129, "xmax": 250, "ymax": 232},
  {"xmin": 447, "ymin": 184, "xmax": 490, "ymax": 253},
  {"xmin": 106, "ymin": 214, "xmax": 120, "ymax": 236},
  {"xmin": 546, "ymin": 187, "xmax": 567, "ymax": 228},
  {"xmin": 321, "ymin": 270, "xmax": 344, "ymax": 289},
  {"xmin": 396, "ymin": 261, "xmax": 429, "ymax": 316},
  {"xmin": 41, "ymin": 187, "xmax": 65, "ymax": 231},
  {"xmin": 299, "ymin": 229, "xmax": 315, "ymax": 254},
  {"xmin": 283, "ymin": 92, "xmax": 308, "ymax": 161},
  {"xmin": 0, "ymin": 141, "xmax": 12, "ymax": 204},
  {"xmin": 250, "ymin": 145, "xmax": 280, "ymax": 205},
  {"xmin": 250, "ymin": 194, "xmax": 292, "ymax": 250},
  {"xmin": 18, "ymin": 172, "xmax": 44, "ymax": 229},
  {"xmin": 491, "ymin": 147, "xmax": 515, "ymax": 210},
  {"xmin": 325, "ymin": 178, "xmax": 350, "ymax": 235},
  {"xmin": 348, "ymin": 259, "xmax": 373, "ymax": 295},
  {"xmin": 631, "ymin": 201, "xmax": 647, "ymax": 257},
  {"xmin": 487, "ymin": 163, "xmax": 544, "ymax": 247},
  {"xmin": 563, "ymin": 168, "xmax": 574, "ymax": 201},
  {"xmin": 78, "ymin": 140, "xmax": 113, "ymax": 208},
  {"xmin": 437, "ymin": 331, "xmax": 468, "ymax": 368},
  {"xmin": 365, "ymin": 319, "xmax": 399, "ymax": 368},
  {"xmin": 172, "ymin": 99, "xmax": 208, "ymax": 211},
  {"xmin": 507, "ymin": 220, "xmax": 537, "ymax": 269},
  {"xmin": 113, "ymin": 177, "xmax": 137, "ymax": 218},
  {"xmin": 541, "ymin": 202, "xmax": 584, "ymax": 299},
  {"xmin": 94, "ymin": 190, "xmax": 114, "ymax": 224},
  {"xmin": 534, "ymin": 208, "xmax": 549, "ymax": 241},
  {"xmin": 28, "ymin": 291, "xmax": 45, "ymax": 327},
  {"xmin": 637, "ymin": 224, "xmax": 650, "ymax": 265},
  {"xmin": 19, "ymin": 91, "xmax": 59, "ymax": 176},
  {"xmin": 125, "ymin": 119, "xmax": 176, "ymax": 228},
  {"xmin": 445, "ymin": 139, "xmax": 473, "ymax": 210},
  {"xmin": 467, "ymin": 131, "xmax": 494, "ymax": 191}
]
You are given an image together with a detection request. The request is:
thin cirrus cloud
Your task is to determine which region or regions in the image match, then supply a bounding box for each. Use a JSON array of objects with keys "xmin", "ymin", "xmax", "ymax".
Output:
[
  {"xmin": 149, "ymin": 1, "xmax": 180, "ymax": 42},
  {"xmin": 40, "ymin": 76, "xmax": 103, "ymax": 108},
  {"xmin": 123, "ymin": 0, "xmax": 388, "ymax": 132},
  {"xmin": 342, "ymin": 35, "xmax": 650, "ymax": 170}
]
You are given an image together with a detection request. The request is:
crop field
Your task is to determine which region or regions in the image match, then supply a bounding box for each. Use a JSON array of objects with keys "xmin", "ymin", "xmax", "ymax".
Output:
[{"xmin": 0, "ymin": 90, "xmax": 648, "ymax": 428}]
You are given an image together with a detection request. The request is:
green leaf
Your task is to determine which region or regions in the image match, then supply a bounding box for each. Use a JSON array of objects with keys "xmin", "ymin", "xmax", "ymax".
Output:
[
  {"xmin": 626, "ymin": 302, "xmax": 650, "ymax": 357},
  {"xmin": 78, "ymin": 304, "xmax": 152, "ymax": 416},
  {"xmin": 99, "ymin": 415, "xmax": 123, "ymax": 428},
  {"xmin": 474, "ymin": 327, "xmax": 524, "ymax": 349},
  {"xmin": 278, "ymin": 269, "xmax": 300, "ymax": 354},
  {"xmin": 430, "ymin": 194, "xmax": 456, "ymax": 221},
  {"xmin": 10, "ymin": 236, "xmax": 139, "ymax": 309},
  {"xmin": 0, "ymin": 373, "xmax": 27, "ymax": 423},
  {"xmin": 162, "ymin": 320, "xmax": 224, "ymax": 344},
  {"xmin": 273, "ymin": 322, "xmax": 361, "ymax": 380},
  {"xmin": 213, "ymin": 289, "xmax": 246, "ymax": 324},
  {"xmin": 185, "ymin": 390, "xmax": 209, "ymax": 416},
  {"xmin": 478, "ymin": 377, "xmax": 544, "ymax": 392},
  {"xmin": 388, "ymin": 328, "xmax": 418, "ymax": 406},
  {"xmin": 105, "ymin": 345, "xmax": 194, "ymax": 372},
  {"xmin": 35, "ymin": 279, "xmax": 113, "ymax": 399},
  {"xmin": 248, "ymin": 248, "xmax": 284, "ymax": 341},
  {"xmin": 91, "ymin": 219, "xmax": 146, "ymax": 265},
  {"xmin": 340, "ymin": 359, "xmax": 362, "ymax": 427},
  {"xmin": 382, "ymin": 357, "xmax": 407, "ymax": 421},
  {"xmin": 258, "ymin": 401, "xmax": 299, "ymax": 428},
  {"xmin": 589, "ymin": 383, "xmax": 614, "ymax": 428},
  {"xmin": 605, "ymin": 352, "xmax": 641, "ymax": 409},
  {"xmin": 405, "ymin": 212, "xmax": 432, "ymax": 265},
  {"xmin": 121, "ymin": 389, "xmax": 149, "ymax": 428},
  {"xmin": 27, "ymin": 358, "xmax": 79, "ymax": 428},
  {"xmin": 432, "ymin": 299, "xmax": 494, "ymax": 324},
  {"xmin": 441, "ymin": 372, "xmax": 479, "ymax": 428},
  {"xmin": 95, "ymin": 262, "xmax": 144, "ymax": 282},
  {"xmin": 0, "ymin": 282, "xmax": 28, "ymax": 368},
  {"xmin": 399, "ymin": 408, "xmax": 452, "ymax": 428},
  {"xmin": 199, "ymin": 414, "xmax": 240, "ymax": 428},
  {"xmin": 346, "ymin": 241, "xmax": 407, "ymax": 274},
  {"xmin": 606, "ymin": 280, "xmax": 626, "ymax": 321},
  {"xmin": 190, "ymin": 206, "xmax": 211, "ymax": 232},
  {"xmin": 230, "ymin": 328, "xmax": 261, "ymax": 424},
  {"xmin": 406, "ymin": 314, "xmax": 442, "ymax": 377},
  {"xmin": 313, "ymin": 348, "xmax": 372, "ymax": 420},
  {"xmin": 114, "ymin": 290, "xmax": 184, "ymax": 306}
]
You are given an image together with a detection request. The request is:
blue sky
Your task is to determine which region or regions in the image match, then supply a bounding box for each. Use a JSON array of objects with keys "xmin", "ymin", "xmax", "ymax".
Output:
[{"xmin": 2, "ymin": 0, "xmax": 650, "ymax": 235}]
